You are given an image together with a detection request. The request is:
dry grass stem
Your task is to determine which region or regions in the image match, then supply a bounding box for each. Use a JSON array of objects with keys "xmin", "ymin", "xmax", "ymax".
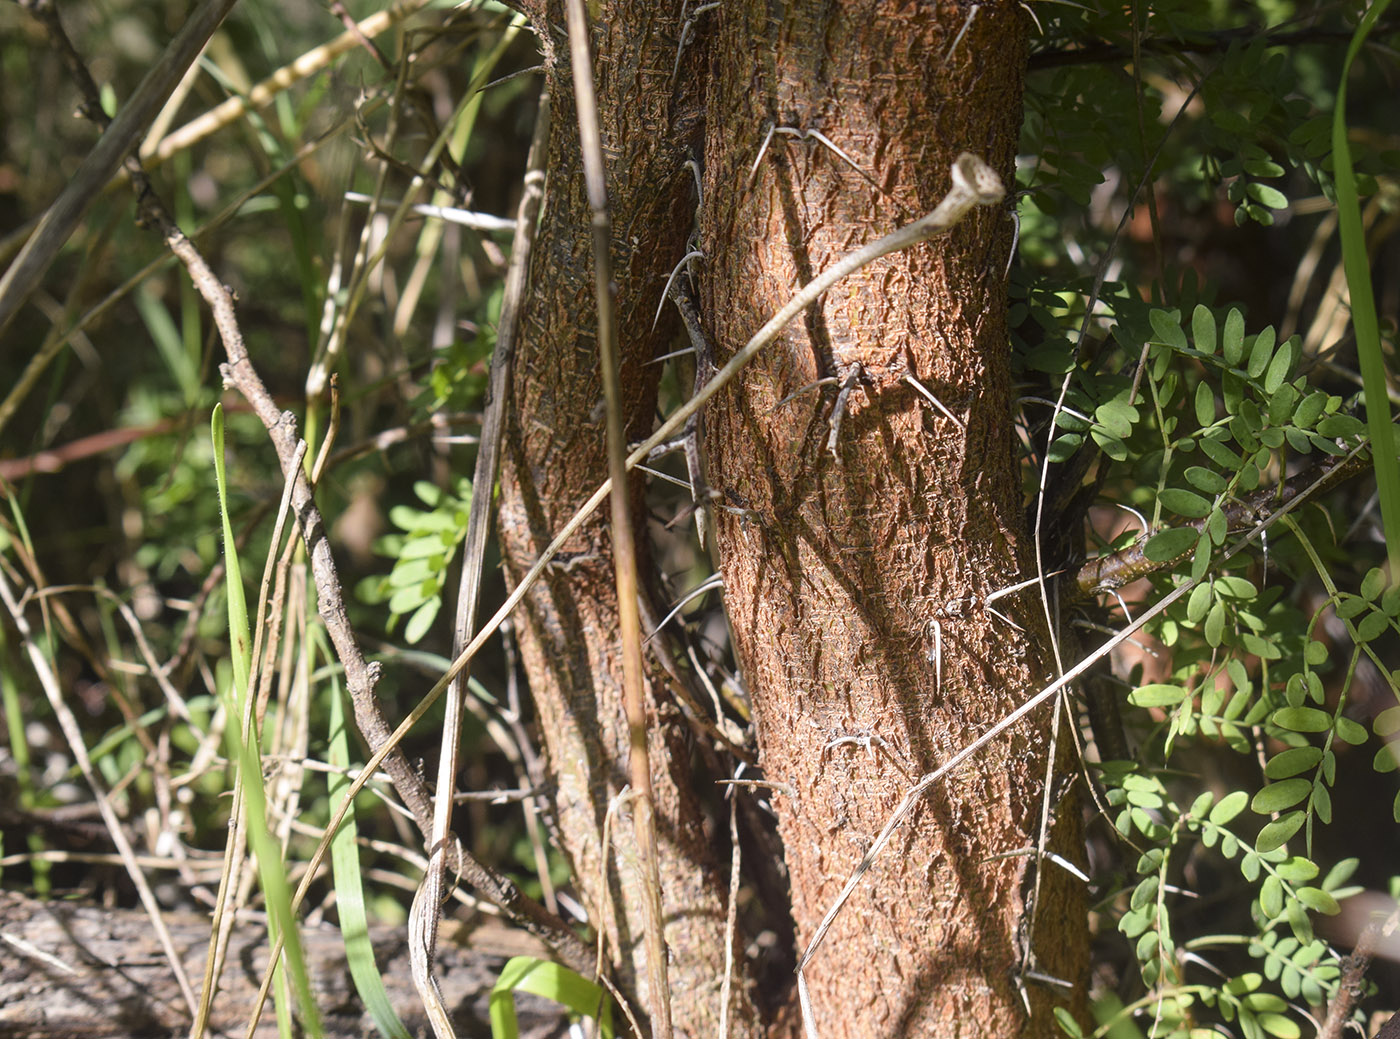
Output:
[
  {"xmin": 140, "ymin": 0, "xmax": 432, "ymax": 168},
  {"xmin": 563, "ymin": 0, "xmax": 673, "ymax": 1032},
  {"xmin": 411, "ymin": 84, "xmax": 552, "ymax": 1039},
  {"xmin": 0, "ymin": 0, "xmax": 239, "ymax": 339},
  {"xmin": 0, "ymin": 567, "xmax": 200, "ymax": 1017}
]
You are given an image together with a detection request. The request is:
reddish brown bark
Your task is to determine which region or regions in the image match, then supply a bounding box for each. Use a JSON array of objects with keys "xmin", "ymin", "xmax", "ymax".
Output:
[
  {"xmin": 499, "ymin": 2, "xmax": 1090, "ymax": 1036},
  {"xmin": 696, "ymin": 2, "xmax": 1089, "ymax": 1036},
  {"xmin": 497, "ymin": 4, "xmax": 760, "ymax": 1037}
]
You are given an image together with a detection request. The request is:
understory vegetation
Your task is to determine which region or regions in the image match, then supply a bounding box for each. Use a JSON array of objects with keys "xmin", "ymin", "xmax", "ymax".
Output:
[{"xmin": 1, "ymin": 1, "xmax": 1398, "ymax": 1037}]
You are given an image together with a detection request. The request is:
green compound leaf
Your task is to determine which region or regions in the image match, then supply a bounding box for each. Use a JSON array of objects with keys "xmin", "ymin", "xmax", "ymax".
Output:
[
  {"xmin": 1159, "ymin": 488, "xmax": 1212, "ymax": 518},
  {"xmin": 1275, "ymin": 857, "xmax": 1319, "ymax": 884},
  {"xmin": 1374, "ymin": 744, "xmax": 1400, "ymax": 774},
  {"xmin": 1271, "ymin": 707, "xmax": 1330, "ymax": 733},
  {"xmin": 1145, "ymin": 527, "xmax": 1199, "ymax": 562},
  {"xmin": 1257, "ymin": 1013, "xmax": 1302, "ymax": 1039},
  {"xmin": 1356, "ymin": 609, "xmax": 1390, "ymax": 643},
  {"xmin": 1252, "ymin": 779, "xmax": 1312, "ymax": 815},
  {"xmin": 1130, "ymin": 684, "xmax": 1190, "ymax": 708},
  {"xmin": 1264, "ymin": 342, "xmax": 1294, "ymax": 394},
  {"xmin": 1150, "ymin": 308, "xmax": 1188, "ymax": 350},
  {"xmin": 1199, "ymin": 435, "xmax": 1244, "ymax": 470},
  {"xmin": 1211, "ymin": 790, "xmax": 1248, "ymax": 825},
  {"xmin": 1186, "ymin": 465, "xmax": 1228, "ymax": 494},
  {"xmin": 1247, "ymin": 182, "xmax": 1288, "ymax": 210},
  {"xmin": 1247, "ymin": 327, "xmax": 1277, "ymax": 379},
  {"xmin": 1187, "ymin": 582, "xmax": 1213, "ymax": 623},
  {"xmin": 1334, "ymin": 716, "xmax": 1369, "ymax": 746},
  {"xmin": 1257, "ymin": 812, "xmax": 1306, "ymax": 852},
  {"xmin": 1223, "ymin": 308, "xmax": 1246, "ymax": 365},
  {"xmin": 1264, "ymin": 747, "xmax": 1323, "ymax": 779},
  {"xmin": 1192, "ymin": 304, "xmax": 1217, "ymax": 353},
  {"xmin": 1295, "ymin": 887, "xmax": 1340, "ymax": 915}
]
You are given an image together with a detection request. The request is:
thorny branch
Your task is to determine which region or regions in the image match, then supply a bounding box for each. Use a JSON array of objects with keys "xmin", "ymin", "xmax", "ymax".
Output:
[
  {"xmin": 21, "ymin": 0, "xmax": 589, "ymax": 974},
  {"xmin": 1319, "ymin": 901, "xmax": 1400, "ymax": 1039},
  {"xmin": 1073, "ymin": 444, "xmax": 1376, "ymax": 595}
]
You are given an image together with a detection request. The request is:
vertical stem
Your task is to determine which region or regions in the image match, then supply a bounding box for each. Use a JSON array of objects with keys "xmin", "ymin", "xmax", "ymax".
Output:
[{"xmin": 561, "ymin": 1, "xmax": 672, "ymax": 1035}]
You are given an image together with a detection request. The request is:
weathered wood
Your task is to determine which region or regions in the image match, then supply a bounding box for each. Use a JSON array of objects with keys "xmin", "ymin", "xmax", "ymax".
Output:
[{"xmin": 0, "ymin": 891, "xmax": 565, "ymax": 1039}]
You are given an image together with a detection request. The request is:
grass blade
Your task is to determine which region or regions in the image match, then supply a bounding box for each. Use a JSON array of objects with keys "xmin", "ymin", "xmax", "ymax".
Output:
[
  {"xmin": 489, "ymin": 957, "xmax": 613, "ymax": 1039},
  {"xmin": 212, "ymin": 404, "xmax": 323, "ymax": 1038},
  {"xmin": 325, "ymin": 660, "xmax": 413, "ymax": 1039},
  {"xmin": 1331, "ymin": 0, "xmax": 1400, "ymax": 578}
]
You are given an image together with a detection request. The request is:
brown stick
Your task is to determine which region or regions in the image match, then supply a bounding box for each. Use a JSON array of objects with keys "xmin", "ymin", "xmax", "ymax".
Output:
[
  {"xmin": 0, "ymin": 0, "xmax": 239, "ymax": 341},
  {"xmin": 1075, "ymin": 446, "xmax": 1373, "ymax": 595},
  {"xmin": 1319, "ymin": 902, "xmax": 1400, "ymax": 1039},
  {"xmin": 562, "ymin": 1, "xmax": 673, "ymax": 1035}
]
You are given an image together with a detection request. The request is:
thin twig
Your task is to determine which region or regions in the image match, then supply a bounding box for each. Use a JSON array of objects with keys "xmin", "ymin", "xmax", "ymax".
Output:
[
  {"xmin": 718, "ymin": 793, "xmax": 741, "ymax": 1039},
  {"xmin": 141, "ymin": 0, "xmax": 431, "ymax": 168},
  {"xmin": 1319, "ymin": 901, "xmax": 1400, "ymax": 1039},
  {"xmin": 0, "ymin": 567, "xmax": 200, "ymax": 1018},
  {"xmin": 0, "ymin": 0, "xmax": 239, "ymax": 339},
  {"xmin": 412, "ymin": 89, "xmax": 552, "ymax": 1039},
  {"xmin": 563, "ymin": 0, "xmax": 674, "ymax": 1033}
]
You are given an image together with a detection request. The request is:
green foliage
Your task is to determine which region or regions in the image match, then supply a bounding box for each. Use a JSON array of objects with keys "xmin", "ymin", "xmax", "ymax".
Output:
[
  {"xmin": 325, "ymin": 664, "xmax": 413, "ymax": 1039},
  {"xmin": 1023, "ymin": 2, "xmax": 1400, "ymax": 1036},
  {"xmin": 5, "ymin": 0, "xmax": 1399, "ymax": 1034},
  {"xmin": 356, "ymin": 478, "xmax": 473, "ymax": 644},
  {"xmin": 1331, "ymin": 0, "xmax": 1400, "ymax": 574},
  {"xmin": 489, "ymin": 957, "xmax": 613, "ymax": 1039}
]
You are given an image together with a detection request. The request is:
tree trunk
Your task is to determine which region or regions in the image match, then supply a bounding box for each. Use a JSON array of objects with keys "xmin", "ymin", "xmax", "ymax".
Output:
[
  {"xmin": 696, "ymin": 2, "xmax": 1089, "ymax": 1036},
  {"xmin": 500, "ymin": 1, "xmax": 1091, "ymax": 1036},
  {"xmin": 498, "ymin": 4, "xmax": 759, "ymax": 1037}
]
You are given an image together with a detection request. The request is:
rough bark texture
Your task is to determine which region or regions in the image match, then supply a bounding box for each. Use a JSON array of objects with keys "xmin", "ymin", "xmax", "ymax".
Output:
[
  {"xmin": 0, "ymin": 890, "xmax": 565, "ymax": 1039},
  {"xmin": 497, "ymin": 5, "xmax": 758, "ymax": 1036},
  {"xmin": 697, "ymin": 2, "xmax": 1088, "ymax": 1036}
]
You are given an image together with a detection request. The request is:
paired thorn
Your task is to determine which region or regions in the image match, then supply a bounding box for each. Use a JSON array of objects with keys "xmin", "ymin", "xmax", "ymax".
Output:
[
  {"xmin": 747, "ymin": 122, "xmax": 884, "ymax": 196},
  {"xmin": 643, "ymin": 574, "xmax": 724, "ymax": 645}
]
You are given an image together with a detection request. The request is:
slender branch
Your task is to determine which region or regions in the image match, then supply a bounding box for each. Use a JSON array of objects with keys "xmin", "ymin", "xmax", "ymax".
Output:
[
  {"xmin": 0, "ymin": 0, "xmax": 239, "ymax": 339},
  {"xmin": 563, "ymin": 0, "xmax": 673, "ymax": 1034},
  {"xmin": 411, "ymin": 89, "xmax": 553, "ymax": 1038},
  {"xmin": 145, "ymin": 0, "xmax": 429, "ymax": 167},
  {"xmin": 1075, "ymin": 445, "xmax": 1373, "ymax": 595},
  {"xmin": 1319, "ymin": 901, "xmax": 1400, "ymax": 1039}
]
